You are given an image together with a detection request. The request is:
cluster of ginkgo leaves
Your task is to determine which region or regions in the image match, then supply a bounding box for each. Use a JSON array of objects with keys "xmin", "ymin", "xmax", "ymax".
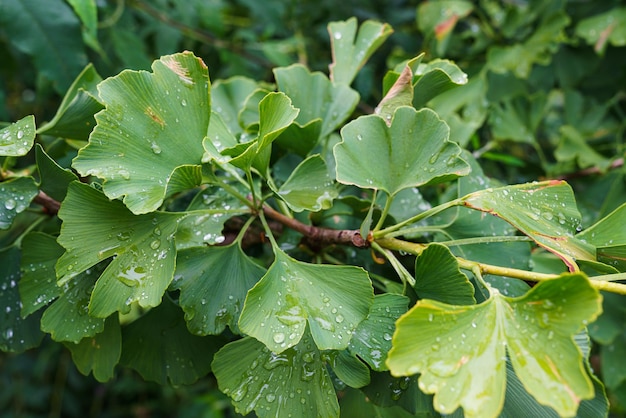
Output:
[{"xmin": 2, "ymin": 16, "xmax": 626, "ymax": 418}]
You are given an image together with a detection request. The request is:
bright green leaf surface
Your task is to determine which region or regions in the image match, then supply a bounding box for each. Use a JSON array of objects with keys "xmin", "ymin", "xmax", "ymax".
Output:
[
  {"xmin": 0, "ymin": 115, "xmax": 36, "ymax": 156},
  {"xmin": 274, "ymin": 155, "xmax": 338, "ymax": 212},
  {"xmin": 274, "ymin": 64, "xmax": 359, "ymax": 139},
  {"xmin": 239, "ymin": 249, "xmax": 373, "ymax": 353},
  {"xmin": 387, "ymin": 274, "xmax": 602, "ymax": 418},
  {"xmin": 0, "ymin": 0, "xmax": 87, "ymax": 93},
  {"xmin": 348, "ymin": 293, "xmax": 409, "ymax": 371},
  {"xmin": 328, "ymin": 17, "xmax": 393, "ymax": 85},
  {"xmin": 212, "ymin": 333, "xmax": 339, "ymax": 418},
  {"xmin": 0, "ymin": 246, "xmax": 44, "ymax": 352},
  {"xmin": 0, "ymin": 177, "xmax": 39, "ymax": 230},
  {"xmin": 35, "ymin": 144, "xmax": 78, "ymax": 201},
  {"xmin": 19, "ymin": 232, "xmax": 64, "ymax": 317},
  {"xmin": 36, "ymin": 63, "xmax": 103, "ymax": 140},
  {"xmin": 335, "ymin": 107, "xmax": 470, "ymax": 196},
  {"xmin": 578, "ymin": 202, "xmax": 626, "ymax": 246},
  {"xmin": 120, "ymin": 298, "xmax": 219, "ymax": 385},
  {"xmin": 73, "ymin": 52, "xmax": 209, "ymax": 214},
  {"xmin": 172, "ymin": 243, "xmax": 266, "ymax": 335},
  {"xmin": 66, "ymin": 315, "xmax": 121, "ymax": 382},
  {"xmin": 414, "ymin": 244, "xmax": 475, "ymax": 305},
  {"xmin": 462, "ymin": 181, "xmax": 595, "ymax": 270},
  {"xmin": 56, "ymin": 182, "xmax": 181, "ymax": 317}
]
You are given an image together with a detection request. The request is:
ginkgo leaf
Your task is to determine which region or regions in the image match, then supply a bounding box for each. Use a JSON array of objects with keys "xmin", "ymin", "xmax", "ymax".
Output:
[
  {"xmin": 35, "ymin": 144, "xmax": 78, "ymax": 201},
  {"xmin": 325, "ymin": 349, "xmax": 370, "ymax": 388},
  {"xmin": 273, "ymin": 155, "xmax": 338, "ymax": 212},
  {"xmin": 56, "ymin": 182, "xmax": 181, "ymax": 317},
  {"xmin": 0, "ymin": 177, "xmax": 39, "ymax": 230},
  {"xmin": 212, "ymin": 332, "xmax": 339, "ymax": 418},
  {"xmin": 387, "ymin": 273, "xmax": 602, "ymax": 418},
  {"xmin": 211, "ymin": 76, "xmax": 259, "ymax": 136},
  {"xmin": 328, "ymin": 17, "xmax": 393, "ymax": 85},
  {"xmin": 334, "ymin": 106, "xmax": 470, "ymax": 196},
  {"xmin": 461, "ymin": 181, "xmax": 596, "ymax": 271},
  {"xmin": 172, "ymin": 243, "xmax": 266, "ymax": 335},
  {"xmin": 238, "ymin": 248, "xmax": 373, "ymax": 353},
  {"xmin": 0, "ymin": 115, "xmax": 36, "ymax": 156},
  {"xmin": 72, "ymin": 52, "xmax": 210, "ymax": 214}
]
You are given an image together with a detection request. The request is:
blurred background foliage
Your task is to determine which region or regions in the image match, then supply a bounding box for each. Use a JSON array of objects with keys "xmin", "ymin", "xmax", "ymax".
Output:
[{"xmin": 1, "ymin": 0, "xmax": 625, "ymax": 416}]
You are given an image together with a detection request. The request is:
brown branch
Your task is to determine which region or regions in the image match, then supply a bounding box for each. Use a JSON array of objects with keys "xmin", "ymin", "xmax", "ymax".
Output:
[
  {"xmin": 33, "ymin": 191, "xmax": 61, "ymax": 215},
  {"xmin": 555, "ymin": 157, "xmax": 624, "ymax": 180},
  {"xmin": 262, "ymin": 204, "xmax": 370, "ymax": 249}
]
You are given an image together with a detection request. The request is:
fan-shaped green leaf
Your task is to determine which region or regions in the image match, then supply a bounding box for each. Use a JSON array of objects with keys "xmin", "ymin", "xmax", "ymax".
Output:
[
  {"xmin": 239, "ymin": 249, "xmax": 373, "ymax": 353},
  {"xmin": 212, "ymin": 76, "xmax": 261, "ymax": 135},
  {"xmin": 35, "ymin": 144, "xmax": 78, "ymax": 201},
  {"xmin": 120, "ymin": 298, "xmax": 220, "ymax": 385},
  {"xmin": 0, "ymin": 177, "xmax": 39, "ymax": 230},
  {"xmin": 348, "ymin": 293, "xmax": 409, "ymax": 371},
  {"xmin": 387, "ymin": 273, "xmax": 602, "ymax": 418},
  {"xmin": 334, "ymin": 107, "xmax": 470, "ymax": 196},
  {"xmin": 56, "ymin": 182, "xmax": 182, "ymax": 317},
  {"xmin": 0, "ymin": 115, "xmax": 36, "ymax": 156},
  {"xmin": 462, "ymin": 181, "xmax": 595, "ymax": 270},
  {"xmin": 72, "ymin": 52, "xmax": 210, "ymax": 214},
  {"xmin": 328, "ymin": 17, "xmax": 393, "ymax": 85},
  {"xmin": 172, "ymin": 243, "xmax": 266, "ymax": 335},
  {"xmin": 414, "ymin": 243, "xmax": 475, "ymax": 305},
  {"xmin": 212, "ymin": 333, "xmax": 339, "ymax": 418},
  {"xmin": 273, "ymin": 155, "xmax": 338, "ymax": 212}
]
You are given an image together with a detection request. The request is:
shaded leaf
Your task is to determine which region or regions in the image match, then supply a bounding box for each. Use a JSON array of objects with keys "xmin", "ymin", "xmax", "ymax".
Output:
[
  {"xmin": 376, "ymin": 65, "xmax": 414, "ymax": 123},
  {"xmin": 239, "ymin": 249, "xmax": 373, "ymax": 353},
  {"xmin": 56, "ymin": 182, "xmax": 181, "ymax": 317},
  {"xmin": 0, "ymin": 115, "xmax": 36, "ymax": 156},
  {"xmin": 576, "ymin": 7, "xmax": 626, "ymax": 54},
  {"xmin": 387, "ymin": 274, "xmax": 602, "ymax": 418},
  {"xmin": 348, "ymin": 293, "xmax": 409, "ymax": 371},
  {"xmin": 65, "ymin": 315, "xmax": 121, "ymax": 382},
  {"xmin": 326, "ymin": 349, "xmax": 370, "ymax": 388},
  {"xmin": 35, "ymin": 144, "xmax": 78, "ymax": 201},
  {"xmin": 73, "ymin": 52, "xmax": 209, "ymax": 214},
  {"xmin": 414, "ymin": 243, "xmax": 475, "ymax": 305},
  {"xmin": 335, "ymin": 107, "xmax": 470, "ymax": 196},
  {"xmin": 120, "ymin": 298, "xmax": 220, "ymax": 385},
  {"xmin": 328, "ymin": 17, "xmax": 393, "ymax": 85},
  {"xmin": 211, "ymin": 76, "xmax": 260, "ymax": 136},
  {"xmin": 0, "ymin": 177, "xmax": 39, "ymax": 230},
  {"xmin": 361, "ymin": 372, "xmax": 434, "ymax": 415},
  {"xmin": 274, "ymin": 155, "xmax": 338, "ymax": 212},
  {"xmin": 172, "ymin": 243, "xmax": 266, "ymax": 335},
  {"xmin": 212, "ymin": 333, "xmax": 339, "ymax": 418}
]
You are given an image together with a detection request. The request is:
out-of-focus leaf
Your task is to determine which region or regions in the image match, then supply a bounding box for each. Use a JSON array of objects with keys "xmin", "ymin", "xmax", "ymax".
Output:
[
  {"xmin": 328, "ymin": 17, "xmax": 393, "ymax": 85},
  {"xmin": 212, "ymin": 333, "xmax": 339, "ymax": 418},
  {"xmin": 387, "ymin": 274, "xmax": 602, "ymax": 418},
  {"xmin": 212, "ymin": 76, "xmax": 261, "ymax": 136},
  {"xmin": 65, "ymin": 0, "xmax": 101, "ymax": 53},
  {"xmin": 72, "ymin": 52, "xmax": 209, "ymax": 214},
  {"xmin": 335, "ymin": 107, "xmax": 469, "ymax": 196},
  {"xmin": 238, "ymin": 248, "xmax": 373, "ymax": 353},
  {"xmin": 273, "ymin": 155, "xmax": 338, "ymax": 212},
  {"xmin": 0, "ymin": 177, "xmax": 39, "ymax": 230},
  {"xmin": 56, "ymin": 182, "xmax": 181, "ymax": 317},
  {"xmin": 172, "ymin": 243, "xmax": 265, "ymax": 335},
  {"xmin": 120, "ymin": 298, "xmax": 220, "ymax": 385},
  {"xmin": 0, "ymin": 115, "xmax": 36, "ymax": 156},
  {"xmin": 576, "ymin": 7, "xmax": 626, "ymax": 54},
  {"xmin": 37, "ymin": 64, "xmax": 103, "ymax": 140},
  {"xmin": 0, "ymin": 0, "xmax": 87, "ymax": 93},
  {"xmin": 417, "ymin": 0, "xmax": 474, "ymax": 55}
]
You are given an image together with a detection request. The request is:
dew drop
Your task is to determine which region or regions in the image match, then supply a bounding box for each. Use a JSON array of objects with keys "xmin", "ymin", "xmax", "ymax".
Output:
[
  {"xmin": 273, "ymin": 333, "xmax": 285, "ymax": 344},
  {"xmin": 150, "ymin": 240, "xmax": 161, "ymax": 249},
  {"xmin": 335, "ymin": 314, "xmax": 344, "ymax": 323},
  {"xmin": 16, "ymin": 130, "xmax": 24, "ymax": 140},
  {"xmin": 4, "ymin": 198, "xmax": 16, "ymax": 210},
  {"xmin": 265, "ymin": 393, "xmax": 276, "ymax": 403},
  {"xmin": 150, "ymin": 142, "xmax": 162, "ymax": 154},
  {"xmin": 333, "ymin": 32, "xmax": 342, "ymax": 40}
]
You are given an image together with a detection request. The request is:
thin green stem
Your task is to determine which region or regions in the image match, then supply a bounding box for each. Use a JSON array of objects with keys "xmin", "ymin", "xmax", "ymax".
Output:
[
  {"xmin": 266, "ymin": 174, "xmax": 293, "ymax": 218},
  {"xmin": 374, "ymin": 198, "xmax": 462, "ymax": 239},
  {"xmin": 436, "ymin": 235, "xmax": 532, "ymax": 247},
  {"xmin": 258, "ymin": 210, "xmax": 279, "ymax": 249},
  {"xmin": 373, "ymin": 192, "xmax": 393, "ymax": 232},
  {"xmin": 235, "ymin": 215, "xmax": 257, "ymax": 244},
  {"xmin": 371, "ymin": 241, "xmax": 415, "ymax": 287}
]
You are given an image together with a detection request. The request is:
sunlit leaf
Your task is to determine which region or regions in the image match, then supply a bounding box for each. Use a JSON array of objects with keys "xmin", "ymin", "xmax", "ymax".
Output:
[
  {"xmin": 328, "ymin": 17, "xmax": 393, "ymax": 85},
  {"xmin": 387, "ymin": 274, "xmax": 602, "ymax": 418},
  {"xmin": 56, "ymin": 182, "xmax": 181, "ymax": 317},
  {"xmin": 335, "ymin": 107, "xmax": 470, "ymax": 196},
  {"xmin": 65, "ymin": 315, "xmax": 121, "ymax": 382},
  {"xmin": 36, "ymin": 63, "xmax": 103, "ymax": 140},
  {"xmin": 212, "ymin": 333, "xmax": 339, "ymax": 418},
  {"xmin": 273, "ymin": 155, "xmax": 338, "ymax": 212},
  {"xmin": 120, "ymin": 298, "xmax": 221, "ymax": 385},
  {"xmin": 0, "ymin": 115, "xmax": 36, "ymax": 156},
  {"xmin": 172, "ymin": 243, "xmax": 266, "ymax": 335},
  {"xmin": 73, "ymin": 52, "xmax": 210, "ymax": 214},
  {"xmin": 0, "ymin": 246, "xmax": 44, "ymax": 352},
  {"xmin": 0, "ymin": 177, "xmax": 39, "ymax": 230},
  {"xmin": 348, "ymin": 293, "xmax": 409, "ymax": 371},
  {"xmin": 414, "ymin": 243, "xmax": 475, "ymax": 305},
  {"xmin": 274, "ymin": 64, "xmax": 359, "ymax": 139},
  {"xmin": 462, "ymin": 181, "xmax": 595, "ymax": 271},
  {"xmin": 239, "ymin": 248, "xmax": 373, "ymax": 353}
]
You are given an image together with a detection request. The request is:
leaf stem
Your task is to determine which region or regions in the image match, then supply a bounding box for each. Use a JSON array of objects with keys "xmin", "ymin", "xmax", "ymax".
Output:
[
  {"xmin": 371, "ymin": 241, "xmax": 415, "ymax": 287},
  {"xmin": 235, "ymin": 215, "xmax": 258, "ymax": 244},
  {"xmin": 436, "ymin": 235, "xmax": 533, "ymax": 247},
  {"xmin": 373, "ymin": 192, "xmax": 393, "ymax": 232},
  {"xmin": 258, "ymin": 209, "xmax": 279, "ymax": 249}
]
